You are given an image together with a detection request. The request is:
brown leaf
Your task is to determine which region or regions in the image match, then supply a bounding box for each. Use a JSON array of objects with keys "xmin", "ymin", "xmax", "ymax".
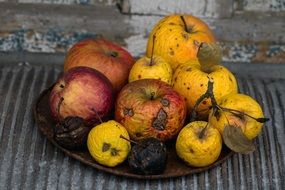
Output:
[
  {"xmin": 197, "ymin": 42, "xmax": 222, "ymax": 72},
  {"xmin": 222, "ymin": 125, "xmax": 255, "ymax": 154}
]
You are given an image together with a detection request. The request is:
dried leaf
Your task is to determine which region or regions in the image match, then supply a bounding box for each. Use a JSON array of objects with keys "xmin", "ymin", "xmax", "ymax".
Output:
[
  {"xmin": 222, "ymin": 125, "xmax": 255, "ymax": 154},
  {"xmin": 197, "ymin": 42, "xmax": 222, "ymax": 72}
]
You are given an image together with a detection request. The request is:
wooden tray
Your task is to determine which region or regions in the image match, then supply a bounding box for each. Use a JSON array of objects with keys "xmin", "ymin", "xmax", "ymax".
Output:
[{"xmin": 33, "ymin": 87, "xmax": 234, "ymax": 179}]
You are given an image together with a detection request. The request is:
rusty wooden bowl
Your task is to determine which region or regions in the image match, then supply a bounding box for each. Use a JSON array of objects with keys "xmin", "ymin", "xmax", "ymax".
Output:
[{"xmin": 33, "ymin": 87, "xmax": 234, "ymax": 179}]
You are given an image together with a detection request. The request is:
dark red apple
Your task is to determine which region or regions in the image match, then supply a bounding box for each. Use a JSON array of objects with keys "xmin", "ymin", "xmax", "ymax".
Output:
[
  {"xmin": 115, "ymin": 79, "xmax": 187, "ymax": 142},
  {"xmin": 64, "ymin": 38, "xmax": 135, "ymax": 92},
  {"xmin": 49, "ymin": 66, "xmax": 114, "ymax": 126}
]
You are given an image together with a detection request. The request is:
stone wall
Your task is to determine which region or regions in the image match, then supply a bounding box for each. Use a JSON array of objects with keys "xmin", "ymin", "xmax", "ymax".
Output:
[{"xmin": 0, "ymin": 0, "xmax": 284, "ymax": 63}]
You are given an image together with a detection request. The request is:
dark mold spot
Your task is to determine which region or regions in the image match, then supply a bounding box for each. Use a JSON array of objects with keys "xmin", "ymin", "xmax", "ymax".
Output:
[
  {"xmin": 152, "ymin": 109, "xmax": 167, "ymax": 131},
  {"xmin": 123, "ymin": 107, "xmax": 134, "ymax": 117},
  {"xmin": 182, "ymin": 33, "xmax": 189, "ymax": 40},
  {"xmin": 102, "ymin": 142, "xmax": 111, "ymax": 152},
  {"xmin": 160, "ymin": 98, "xmax": 170, "ymax": 107},
  {"xmin": 177, "ymin": 44, "xmax": 179, "ymax": 47},
  {"xmin": 111, "ymin": 148, "xmax": 119, "ymax": 156},
  {"xmin": 202, "ymin": 101, "xmax": 207, "ymax": 105},
  {"xmin": 189, "ymin": 148, "xmax": 194, "ymax": 153},
  {"xmin": 187, "ymin": 87, "xmax": 190, "ymax": 90},
  {"xmin": 138, "ymin": 74, "xmax": 142, "ymax": 79},
  {"xmin": 193, "ymin": 40, "xmax": 200, "ymax": 47},
  {"xmin": 169, "ymin": 22, "xmax": 176, "ymax": 25},
  {"xmin": 200, "ymin": 84, "xmax": 203, "ymax": 87},
  {"xmin": 60, "ymin": 84, "xmax": 64, "ymax": 88},
  {"xmin": 136, "ymin": 133, "xmax": 142, "ymax": 137}
]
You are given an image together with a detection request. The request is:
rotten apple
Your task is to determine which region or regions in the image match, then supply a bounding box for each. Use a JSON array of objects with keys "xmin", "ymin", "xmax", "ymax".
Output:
[
  {"xmin": 64, "ymin": 38, "xmax": 135, "ymax": 92},
  {"xmin": 115, "ymin": 79, "xmax": 187, "ymax": 142},
  {"xmin": 49, "ymin": 66, "xmax": 114, "ymax": 126}
]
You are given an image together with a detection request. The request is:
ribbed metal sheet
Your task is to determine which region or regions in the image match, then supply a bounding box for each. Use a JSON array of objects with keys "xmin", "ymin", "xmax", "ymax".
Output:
[{"xmin": 0, "ymin": 60, "xmax": 284, "ymax": 190}]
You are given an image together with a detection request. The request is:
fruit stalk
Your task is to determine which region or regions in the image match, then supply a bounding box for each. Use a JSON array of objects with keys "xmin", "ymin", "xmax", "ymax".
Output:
[
  {"xmin": 92, "ymin": 107, "xmax": 103, "ymax": 124},
  {"xmin": 180, "ymin": 16, "xmax": 188, "ymax": 33},
  {"xmin": 120, "ymin": 135, "xmax": 137, "ymax": 144},
  {"xmin": 57, "ymin": 97, "xmax": 64, "ymax": 120},
  {"xmin": 190, "ymin": 77, "xmax": 217, "ymax": 121},
  {"xmin": 149, "ymin": 35, "xmax": 156, "ymax": 66}
]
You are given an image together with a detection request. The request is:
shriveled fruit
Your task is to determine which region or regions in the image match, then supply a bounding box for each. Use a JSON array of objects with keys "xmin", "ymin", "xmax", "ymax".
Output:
[
  {"xmin": 128, "ymin": 137, "xmax": 167, "ymax": 175},
  {"xmin": 87, "ymin": 120, "xmax": 131, "ymax": 167},
  {"xmin": 54, "ymin": 116, "xmax": 90, "ymax": 150}
]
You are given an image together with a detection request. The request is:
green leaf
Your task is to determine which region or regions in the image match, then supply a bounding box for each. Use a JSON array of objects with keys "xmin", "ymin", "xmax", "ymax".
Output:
[{"xmin": 222, "ymin": 125, "xmax": 255, "ymax": 154}]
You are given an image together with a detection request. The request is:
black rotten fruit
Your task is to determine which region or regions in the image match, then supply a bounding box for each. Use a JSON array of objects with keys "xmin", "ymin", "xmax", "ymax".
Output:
[
  {"xmin": 54, "ymin": 116, "xmax": 91, "ymax": 150},
  {"xmin": 128, "ymin": 137, "xmax": 167, "ymax": 175}
]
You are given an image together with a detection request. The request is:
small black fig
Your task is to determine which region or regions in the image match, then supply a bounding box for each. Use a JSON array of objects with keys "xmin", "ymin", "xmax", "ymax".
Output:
[
  {"xmin": 128, "ymin": 137, "xmax": 167, "ymax": 175},
  {"xmin": 54, "ymin": 116, "xmax": 91, "ymax": 150}
]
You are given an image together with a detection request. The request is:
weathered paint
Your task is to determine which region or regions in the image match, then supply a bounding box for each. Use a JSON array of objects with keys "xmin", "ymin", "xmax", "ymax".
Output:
[
  {"xmin": 0, "ymin": 30, "xmax": 98, "ymax": 52},
  {"xmin": 3, "ymin": 0, "xmax": 116, "ymax": 5},
  {"xmin": 119, "ymin": 0, "xmax": 233, "ymax": 18},
  {"xmin": 243, "ymin": 0, "xmax": 285, "ymax": 11},
  {"xmin": 1, "ymin": 29, "xmax": 284, "ymax": 63}
]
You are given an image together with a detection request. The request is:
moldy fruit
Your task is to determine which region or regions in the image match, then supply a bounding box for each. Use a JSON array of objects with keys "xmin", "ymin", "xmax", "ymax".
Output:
[
  {"xmin": 54, "ymin": 116, "xmax": 90, "ymax": 150},
  {"xmin": 128, "ymin": 137, "xmax": 167, "ymax": 175}
]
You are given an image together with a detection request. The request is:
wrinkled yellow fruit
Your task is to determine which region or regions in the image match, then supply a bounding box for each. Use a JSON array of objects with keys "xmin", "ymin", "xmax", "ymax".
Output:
[
  {"xmin": 87, "ymin": 120, "xmax": 131, "ymax": 167},
  {"xmin": 172, "ymin": 61, "xmax": 238, "ymax": 119},
  {"xmin": 209, "ymin": 93, "xmax": 265, "ymax": 140},
  {"xmin": 176, "ymin": 121, "xmax": 222, "ymax": 167},
  {"xmin": 128, "ymin": 56, "xmax": 172, "ymax": 84}
]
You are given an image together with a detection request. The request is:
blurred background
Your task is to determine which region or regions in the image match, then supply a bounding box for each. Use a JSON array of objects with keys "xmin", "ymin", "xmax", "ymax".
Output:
[{"xmin": 0, "ymin": 0, "xmax": 284, "ymax": 64}]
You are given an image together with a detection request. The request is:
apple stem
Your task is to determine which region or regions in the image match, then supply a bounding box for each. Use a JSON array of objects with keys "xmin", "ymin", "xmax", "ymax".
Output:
[
  {"xmin": 150, "ymin": 35, "xmax": 156, "ymax": 66},
  {"xmin": 92, "ymin": 107, "xmax": 103, "ymax": 124},
  {"xmin": 199, "ymin": 122, "xmax": 209, "ymax": 139},
  {"xmin": 57, "ymin": 97, "xmax": 64, "ymax": 120},
  {"xmin": 180, "ymin": 16, "xmax": 188, "ymax": 33},
  {"xmin": 120, "ymin": 135, "xmax": 137, "ymax": 144}
]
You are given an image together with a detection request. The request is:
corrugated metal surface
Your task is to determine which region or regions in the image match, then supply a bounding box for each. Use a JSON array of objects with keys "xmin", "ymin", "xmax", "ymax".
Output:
[{"xmin": 0, "ymin": 59, "xmax": 284, "ymax": 190}]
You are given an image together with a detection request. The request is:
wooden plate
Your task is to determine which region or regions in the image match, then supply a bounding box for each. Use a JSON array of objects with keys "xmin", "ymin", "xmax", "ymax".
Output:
[{"xmin": 33, "ymin": 87, "xmax": 234, "ymax": 179}]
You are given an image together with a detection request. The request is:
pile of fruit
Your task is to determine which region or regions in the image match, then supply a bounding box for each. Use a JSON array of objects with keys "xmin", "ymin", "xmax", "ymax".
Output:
[{"xmin": 48, "ymin": 14, "xmax": 268, "ymax": 175}]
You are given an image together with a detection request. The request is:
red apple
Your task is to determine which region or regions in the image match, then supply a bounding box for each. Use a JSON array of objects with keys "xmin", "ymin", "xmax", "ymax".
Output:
[
  {"xmin": 49, "ymin": 66, "xmax": 114, "ymax": 126},
  {"xmin": 115, "ymin": 79, "xmax": 187, "ymax": 142},
  {"xmin": 64, "ymin": 38, "xmax": 135, "ymax": 92}
]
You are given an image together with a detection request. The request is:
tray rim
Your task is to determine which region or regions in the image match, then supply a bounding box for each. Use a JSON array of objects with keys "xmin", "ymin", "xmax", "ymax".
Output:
[{"xmin": 33, "ymin": 86, "xmax": 235, "ymax": 180}]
